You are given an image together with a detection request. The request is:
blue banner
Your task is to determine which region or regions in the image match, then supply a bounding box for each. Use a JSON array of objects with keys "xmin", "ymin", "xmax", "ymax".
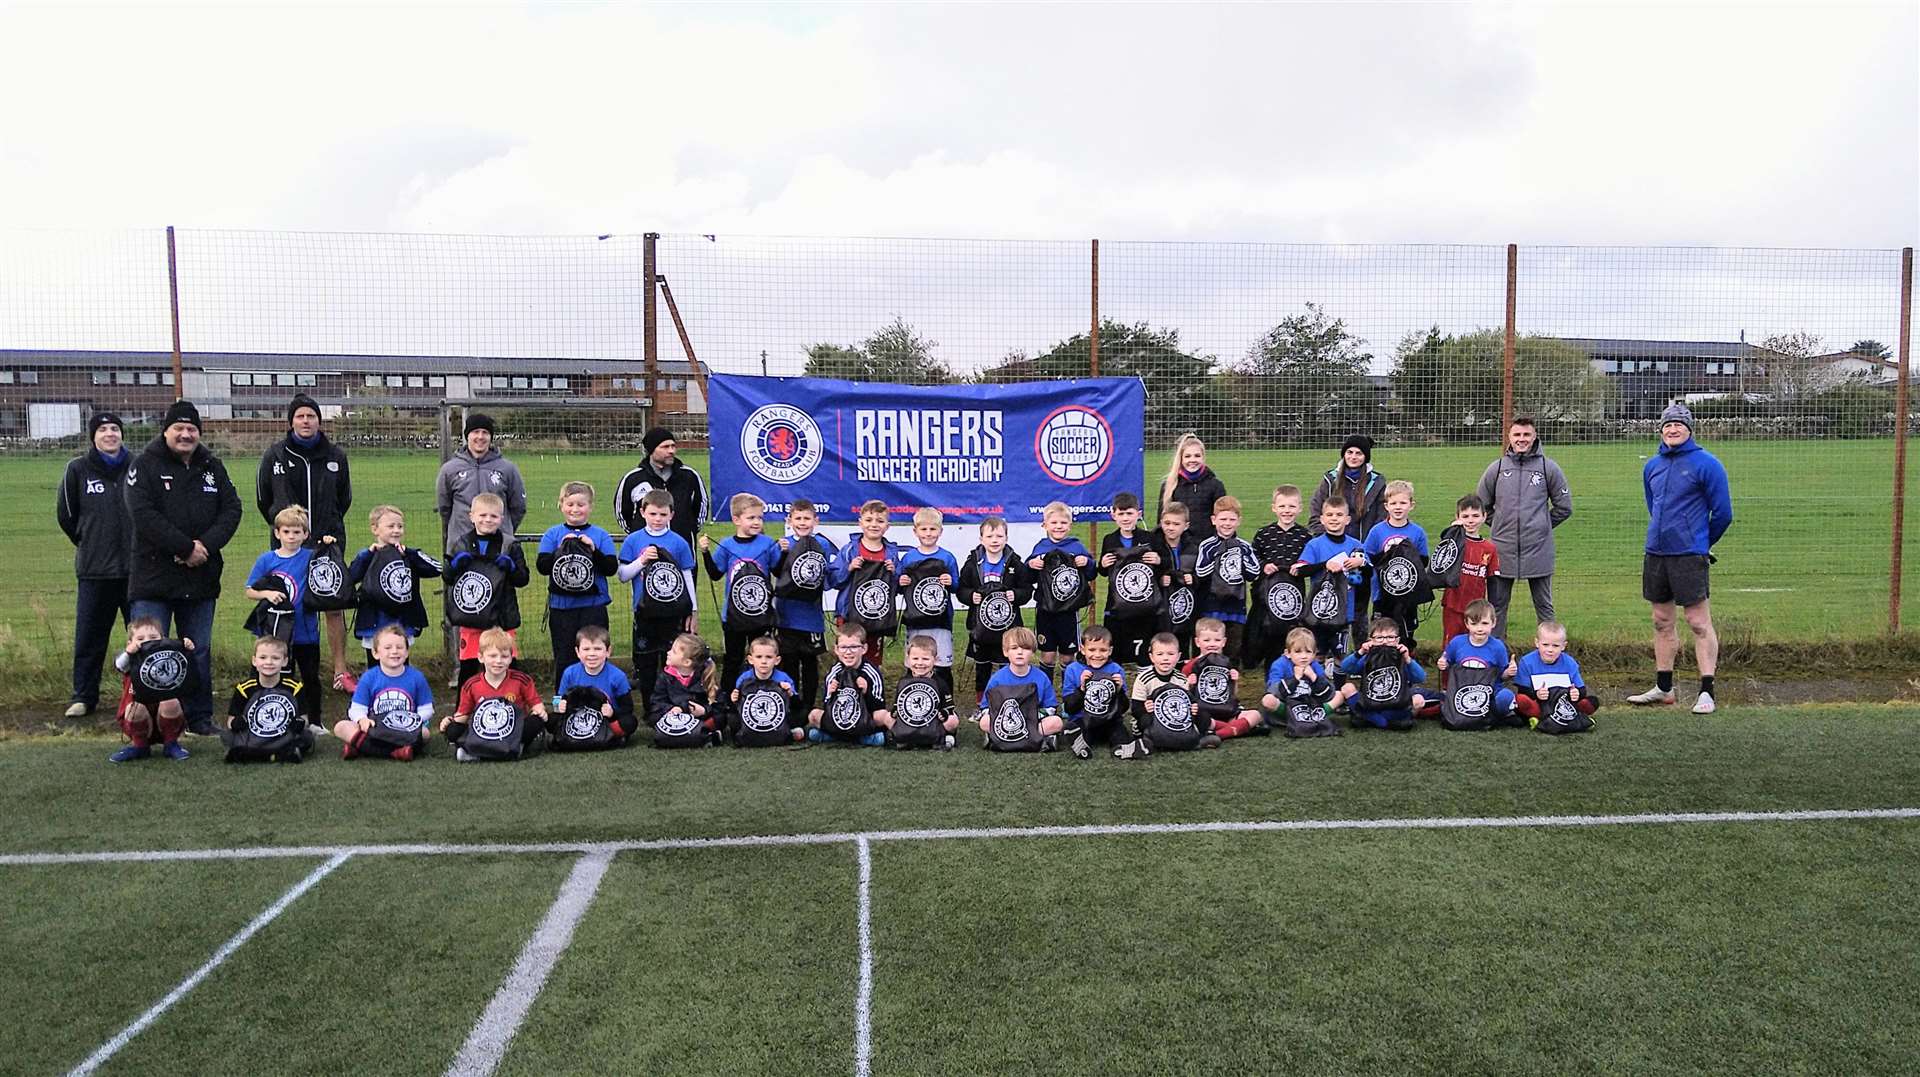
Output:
[{"xmin": 709, "ymin": 374, "xmax": 1145, "ymax": 522}]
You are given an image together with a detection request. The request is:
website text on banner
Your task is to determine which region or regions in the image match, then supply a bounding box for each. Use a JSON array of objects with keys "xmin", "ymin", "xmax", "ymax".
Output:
[{"xmin": 709, "ymin": 375, "xmax": 1146, "ymax": 522}]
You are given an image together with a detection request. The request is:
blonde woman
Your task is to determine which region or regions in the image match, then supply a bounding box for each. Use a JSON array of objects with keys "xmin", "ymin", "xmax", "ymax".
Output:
[{"xmin": 1157, "ymin": 434, "xmax": 1228, "ymax": 541}]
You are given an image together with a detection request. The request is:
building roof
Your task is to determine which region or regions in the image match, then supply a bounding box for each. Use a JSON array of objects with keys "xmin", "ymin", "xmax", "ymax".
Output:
[
  {"xmin": 0, "ymin": 349, "xmax": 707, "ymax": 377},
  {"xmin": 1552, "ymin": 337, "xmax": 1752, "ymax": 359}
]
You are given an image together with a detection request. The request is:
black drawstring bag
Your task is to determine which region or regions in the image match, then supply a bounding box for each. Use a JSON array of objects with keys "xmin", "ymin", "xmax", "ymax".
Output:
[
  {"xmin": 463, "ymin": 697, "xmax": 530, "ymax": 760},
  {"xmin": 1305, "ymin": 569, "xmax": 1350, "ymax": 628},
  {"xmin": 1108, "ymin": 546, "xmax": 1162, "ymax": 619},
  {"xmin": 901, "ymin": 559, "xmax": 953, "ymax": 630},
  {"xmin": 1356, "ymin": 647, "xmax": 1413, "ymax": 712},
  {"xmin": 547, "ymin": 537, "xmax": 601, "ymax": 597},
  {"xmin": 724, "ymin": 559, "xmax": 778, "ymax": 634},
  {"xmin": 1440, "ymin": 663, "xmax": 1500, "ymax": 732},
  {"xmin": 550, "ymin": 687, "xmax": 619, "ymax": 751},
  {"xmin": 774, "ymin": 535, "xmax": 833, "ymax": 600},
  {"xmin": 1034, "ymin": 550, "xmax": 1091, "ymax": 615},
  {"xmin": 891, "ymin": 674, "xmax": 948, "ymax": 747},
  {"xmin": 732, "ymin": 678, "xmax": 795, "ymax": 747},
  {"xmin": 130, "ymin": 638, "xmax": 194, "ymax": 706},
  {"xmin": 1190, "ymin": 652, "xmax": 1238, "ymax": 724},
  {"xmin": 984, "ymin": 682, "xmax": 1044, "ymax": 752},
  {"xmin": 1207, "ymin": 540, "xmax": 1252, "ymax": 604},
  {"xmin": 635, "ymin": 558, "xmax": 693, "ymax": 623},
  {"xmin": 446, "ymin": 559, "xmax": 508, "ymax": 630},
  {"xmin": 362, "ymin": 545, "xmax": 417, "ymax": 615},
  {"xmin": 1424, "ymin": 524, "xmax": 1466, "ymax": 591},
  {"xmin": 819, "ymin": 661, "xmax": 878, "ymax": 740},
  {"xmin": 304, "ymin": 541, "xmax": 354, "ymax": 611},
  {"xmin": 1373, "ymin": 544, "xmax": 1433, "ymax": 626},
  {"xmin": 1143, "ymin": 681, "xmax": 1202, "ymax": 751},
  {"xmin": 841, "ymin": 559, "xmax": 899, "ymax": 639},
  {"xmin": 244, "ymin": 576, "xmax": 297, "ymax": 642},
  {"xmin": 1285, "ymin": 696, "xmax": 1341, "ymax": 738},
  {"xmin": 1252, "ymin": 572, "xmax": 1305, "ymax": 637},
  {"xmin": 1532, "ymin": 687, "xmax": 1594, "ymax": 735},
  {"xmin": 228, "ymin": 682, "xmax": 303, "ymax": 760}
]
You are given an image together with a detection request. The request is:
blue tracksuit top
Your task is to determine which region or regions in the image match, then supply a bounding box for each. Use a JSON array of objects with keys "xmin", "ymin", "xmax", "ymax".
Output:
[
  {"xmin": 1266, "ymin": 657, "xmax": 1328, "ymax": 695},
  {"xmin": 1515, "ymin": 651, "xmax": 1586, "ymax": 693},
  {"xmin": 1442, "ymin": 635, "xmax": 1510, "ymax": 671},
  {"xmin": 1363, "ymin": 522, "xmax": 1428, "ymax": 601},
  {"xmin": 1297, "ymin": 533, "xmax": 1366, "ymax": 621},
  {"xmin": 982, "ymin": 665, "xmax": 1061, "ymax": 711},
  {"xmin": 617, "ymin": 529, "xmax": 696, "ymax": 612},
  {"xmin": 831, "ymin": 535, "xmax": 900, "ymax": 621},
  {"xmin": 710, "ymin": 533, "xmax": 780, "ymax": 626},
  {"xmin": 538, "ymin": 524, "xmax": 616, "ymax": 610},
  {"xmin": 774, "ymin": 535, "xmax": 839, "ymax": 634},
  {"xmin": 898, "ymin": 547, "xmax": 961, "ymax": 630},
  {"xmin": 1643, "ymin": 438, "xmax": 1732, "ymax": 555}
]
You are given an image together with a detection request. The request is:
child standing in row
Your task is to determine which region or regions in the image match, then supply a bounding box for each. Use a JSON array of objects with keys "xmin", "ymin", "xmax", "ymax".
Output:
[
  {"xmin": 349, "ymin": 505, "xmax": 442, "ymax": 666},
  {"xmin": 959, "ymin": 515, "xmax": 1029, "ymax": 707},
  {"xmin": 536, "ymin": 482, "xmax": 618, "ymax": 684},
  {"xmin": 1196, "ymin": 496, "xmax": 1255, "ymax": 662},
  {"xmin": 617, "ymin": 489, "xmax": 696, "ymax": 704},
  {"xmin": 1295, "ymin": 499, "xmax": 1366, "ymax": 659},
  {"xmin": 702, "ymin": 492, "xmax": 780, "ymax": 693},
  {"xmin": 1026, "ymin": 501, "xmax": 1093, "ymax": 681},
  {"xmin": 1440, "ymin": 494, "xmax": 1499, "ymax": 666},
  {"xmin": 1098, "ymin": 492, "xmax": 1160, "ymax": 667},
  {"xmin": 1363, "ymin": 480, "xmax": 1428, "ymax": 644},
  {"xmin": 897, "ymin": 508, "xmax": 960, "ymax": 693},
  {"xmin": 449, "ymin": 492, "xmax": 529, "ymax": 686},
  {"xmin": 835, "ymin": 499, "xmax": 900, "ymax": 667},
  {"xmin": 1156, "ymin": 502, "xmax": 1200, "ymax": 656},
  {"xmin": 1248, "ymin": 485, "xmax": 1312, "ymax": 673},
  {"xmin": 244, "ymin": 506, "xmax": 323, "ymax": 724},
  {"xmin": 773, "ymin": 498, "xmax": 832, "ymax": 716}
]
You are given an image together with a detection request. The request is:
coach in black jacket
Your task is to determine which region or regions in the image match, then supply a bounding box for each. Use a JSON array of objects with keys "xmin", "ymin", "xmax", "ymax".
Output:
[
  {"xmin": 257, "ymin": 393, "xmax": 353, "ymax": 688},
  {"xmin": 616, "ymin": 427, "xmax": 707, "ymax": 545},
  {"xmin": 55, "ymin": 412, "xmax": 133, "ymax": 718},
  {"xmin": 125, "ymin": 400, "xmax": 243, "ymax": 734}
]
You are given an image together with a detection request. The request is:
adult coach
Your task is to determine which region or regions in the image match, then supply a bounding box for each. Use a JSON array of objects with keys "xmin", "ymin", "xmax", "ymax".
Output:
[
  {"xmin": 256, "ymin": 394, "xmax": 354, "ymax": 691},
  {"xmin": 437, "ymin": 412, "xmax": 527, "ymax": 555},
  {"xmin": 617, "ymin": 427, "xmax": 705, "ymax": 544},
  {"xmin": 1157, "ymin": 433, "xmax": 1227, "ymax": 539},
  {"xmin": 1474, "ymin": 417, "xmax": 1573, "ymax": 640},
  {"xmin": 125, "ymin": 400, "xmax": 242, "ymax": 735},
  {"xmin": 56, "ymin": 411, "xmax": 132, "ymax": 718},
  {"xmin": 1309, "ymin": 433, "xmax": 1386, "ymax": 647},
  {"xmin": 1628, "ymin": 404, "xmax": 1732, "ymax": 714}
]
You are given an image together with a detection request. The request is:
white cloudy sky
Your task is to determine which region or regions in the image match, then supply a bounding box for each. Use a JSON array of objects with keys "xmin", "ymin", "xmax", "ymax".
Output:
[{"xmin": 0, "ymin": 1, "xmax": 1914, "ymax": 366}]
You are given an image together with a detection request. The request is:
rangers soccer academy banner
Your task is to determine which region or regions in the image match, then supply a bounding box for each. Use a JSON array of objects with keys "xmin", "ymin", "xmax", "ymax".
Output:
[{"xmin": 709, "ymin": 374, "xmax": 1145, "ymax": 522}]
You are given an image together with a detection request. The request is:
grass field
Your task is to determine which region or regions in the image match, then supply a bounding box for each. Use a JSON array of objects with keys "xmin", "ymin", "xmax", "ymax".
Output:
[
  {"xmin": 4, "ymin": 704, "xmax": 1916, "ymax": 1075},
  {"xmin": 1, "ymin": 439, "xmax": 1916, "ymax": 716}
]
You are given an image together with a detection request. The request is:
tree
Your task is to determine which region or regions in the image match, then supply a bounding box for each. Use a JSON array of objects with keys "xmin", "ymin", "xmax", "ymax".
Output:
[
  {"xmin": 977, "ymin": 320, "xmax": 1236, "ymax": 445},
  {"xmin": 1756, "ymin": 330, "xmax": 1827, "ymax": 406},
  {"xmin": 1230, "ymin": 303, "xmax": 1378, "ymax": 444},
  {"xmin": 802, "ymin": 316, "xmax": 955, "ymax": 384},
  {"xmin": 1391, "ymin": 329, "xmax": 1615, "ymax": 442},
  {"xmin": 1849, "ymin": 339, "xmax": 1891, "ymax": 359}
]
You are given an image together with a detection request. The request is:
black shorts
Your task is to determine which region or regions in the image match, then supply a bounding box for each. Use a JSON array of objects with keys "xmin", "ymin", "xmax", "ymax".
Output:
[
  {"xmin": 1033, "ymin": 612, "xmax": 1080, "ymax": 657},
  {"xmin": 1642, "ymin": 553, "xmax": 1710, "ymax": 606}
]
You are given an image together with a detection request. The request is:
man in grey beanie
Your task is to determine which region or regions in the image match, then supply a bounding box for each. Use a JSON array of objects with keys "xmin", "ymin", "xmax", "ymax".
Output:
[{"xmin": 1628, "ymin": 402, "xmax": 1733, "ymax": 714}]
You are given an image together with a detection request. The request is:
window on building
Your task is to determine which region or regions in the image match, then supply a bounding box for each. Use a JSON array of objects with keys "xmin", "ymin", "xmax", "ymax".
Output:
[
  {"xmin": 138, "ymin": 372, "xmax": 157, "ymax": 385},
  {"xmin": 531, "ymin": 377, "xmax": 549, "ymax": 390},
  {"xmin": 92, "ymin": 371, "xmax": 111, "ymax": 386},
  {"xmin": 276, "ymin": 373, "xmax": 294, "ymax": 386},
  {"xmin": 612, "ymin": 377, "xmax": 627, "ymax": 389},
  {"xmin": 113, "ymin": 371, "xmax": 134, "ymax": 385},
  {"xmin": 297, "ymin": 374, "xmax": 317, "ymax": 386},
  {"xmin": 366, "ymin": 375, "xmax": 381, "ymax": 388},
  {"xmin": 491, "ymin": 376, "xmax": 510, "ymax": 390},
  {"xmin": 162, "ymin": 372, "xmax": 174, "ymax": 386},
  {"xmin": 0, "ymin": 371, "xmax": 13, "ymax": 384},
  {"xmin": 511, "ymin": 376, "xmax": 529, "ymax": 390},
  {"xmin": 386, "ymin": 375, "xmax": 404, "ymax": 388},
  {"xmin": 427, "ymin": 375, "xmax": 445, "ymax": 388},
  {"xmin": 1654, "ymin": 361, "xmax": 1670, "ymax": 374},
  {"xmin": 670, "ymin": 378, "xmax": 686, "ymax": 392},
  {"xmin": 552, "ymin": 377, "xmax": 568, "ymax": 391},
  {"xmin": 231, "ymin": 373, "xmax": 252, "ymax": 386},
  {"xmin": 406, "ymin": 376, "xmax": 424, "ymax": 388}
]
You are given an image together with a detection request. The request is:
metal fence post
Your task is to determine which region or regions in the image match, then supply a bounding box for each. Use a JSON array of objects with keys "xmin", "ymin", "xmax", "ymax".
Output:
[
  {"xmin": 1502, "ymin": 242, "xmax": 1516, "ymax": 436},
  {"xmin": 1086, "ymin": 239, "xmax": 1102, "ymax": 628},
  {"xmin": 166, "ymin": 226, "xmax": 184, "ymax": 399},
  {"xmin": 1890, "ymin": 246, "xmax": 1913, "ymax": 635}
]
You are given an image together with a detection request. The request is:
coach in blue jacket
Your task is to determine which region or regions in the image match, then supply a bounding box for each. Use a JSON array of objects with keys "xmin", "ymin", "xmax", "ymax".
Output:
[{"xmin": 1627, "ymin": 403, "xmax": 1732, "ymax": 715}]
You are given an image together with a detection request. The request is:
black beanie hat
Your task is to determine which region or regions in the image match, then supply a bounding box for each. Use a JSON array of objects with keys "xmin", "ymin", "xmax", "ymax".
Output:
[
  {"xmin": 288, "ymin": 393, "xmax": 321, "ymax": 423},
  {"xmin": 642, "ymin": 427, "xmax": 675, "ymax": 454},
  {"xmin": 162, "ymin": 399, "xmax": 202, "ymax": 431},
  {"xmin": 88, "ymin": 411, "xmax": 123, "ymax": 438},
  {"xmin": 464, "ymin": 412, "xmax": 496, "ymax": 437},
  {"xmin": 1340, "ymin": 433, "xmax": 1374, "ymax": 463}
]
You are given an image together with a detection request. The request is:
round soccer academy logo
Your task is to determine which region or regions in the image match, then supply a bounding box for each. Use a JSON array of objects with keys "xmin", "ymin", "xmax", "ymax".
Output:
[
  {"xmin": 564, "ymin": 709, "xmax": 604, "ymax": 740},
  {"xmin": 742, "ymin": 404, "xmax": 823, "ymax": 485},
  {"xmin": 137, "ymin": 649, "xmax": 189, "ymax": 695},
  {"xmin": 1429, "ymin": 538, "xmax": 1460, "ymax": 575},
  {"xmin": 1114, "ymin": 562, "xmax": 1155, "ymax": 604},
  {"xmin": 733, "ymin": 573, "xmax": 772, "ymax": 616},
  {"xmin": 992, "ymin": 698, "xmax": 1029, "ymax": 742},
  {"xmin": 551, "ymin": 549, "xmax": 596, "ymax": 593},
  {"xmin": 1081, "ymin": 676, "xmax": 1119, "ymax": 718},
  {"xmin": 739, "ymin": 689, "xmax": 788, "ymax": 734},
  {"xmin": 644, "ymin": 561, "xmax": 686, "ymax": 602},
  {"xmin": 657, "ymin": 707, "xmax": 699, "ymax": 737},
  {"xmin": 378, "ymin": 559, "xmax": 415, "ymax": 604},
  {"xmin": 244, "ymin": 690, "xmax": 297, "ymax": 738},
  {"xmin": 1218, "ymin": 548, "xmax": 1244, "ymax": 586},
  {"xmin": 1033, "ymin": 406, "xmax": 1114, "ymax": 486},
  {"xmin": 307, "ymin": 555, "xmax": 344, "ymax": 598},
  {"xmin": 1548, "ymin": 694, "xmax": 1582, "ymax": 726},
  {"xmin": 1381, "ymin": 553, "xmax": 1418, "ymax": 596},
  {"xmin": 1310, "ymin": 583, "xmax": 1341, "ymax": 622},
  {"xmin": 896, "ymin": 682, "xmax": 941, "ymax": 728},
  {"xmin": 1363, "ymin": 666, "xmax": 1404, "ymax": 705},
  {"xmin": 828, "ymin": 685, "xmax": 865, "ymax": 732},
  {"xmin": 1267, "ymin": 579, "xmax": 1303, "ymax": 620},
  {"xmin": 910, "ymin": 577, "xmax": 946, "ymax": 616},
  {"xmin": 1452, "ymin": 684, "xmax": 1493, "ymax": 719},
  {"xmin": 471, "ymin": 698, "xmax": 518, "ymax": 741},
  {"xmin": 787, "ymin": 549, "xmax": 827, "ymax": 589},
  {"xmin": 1168, "ymin": 587, "xmax": 1195, "ymax": 625},
  {"xmin": 978, "ymin": 593, "xmax": 1016, "ymax": 632},
  {"xmin": 852, "ymin": 579, "xmax": 892, "ymax": 620},
  {"xmin": 1151, "ymin": 686, "xmax": 1194, "ymax": 732},
  {"xmin": 1047, "ymin": 564, "xmax": 1081, "ymax": 604},
  {"xmin": 1196, "ymin": 664, "xmax": 1232, "ymax": 706},
  {"xmin": 452, "ymin": 570, "xmax": 495, "ymax": 615}
]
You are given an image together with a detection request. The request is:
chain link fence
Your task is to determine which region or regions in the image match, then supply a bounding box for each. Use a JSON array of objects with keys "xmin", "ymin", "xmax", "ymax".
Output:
[{"xmin": 0, "ymin": 229, "xmax": 1911, "ymax": 694}]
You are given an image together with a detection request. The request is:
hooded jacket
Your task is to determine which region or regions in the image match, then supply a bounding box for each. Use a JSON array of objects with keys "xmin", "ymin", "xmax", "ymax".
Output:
[
  {"xmin": 615, "ymin": 455, "xmax": 707, "ymax": 545},
  {"xmin": 1308, "ymin": 464, "xmax": 1386, "ymax": 539},
  {"xmin": 1643, "ymin": 437, "xmax": 1732, "ymax": 556},
  {"xmin": 436, "ymin": 446, "xmax": 528, "ymax": 555},
  {"xmin": 57, "ymin": 447, "xmax": 133, "ymax": 579},
  {"xmin": 123, "ymin": 436, "xmax": 243, "ymax": 602},
  {"xmin": 1159, "ymin": 466, "xmax": 1228, "ymax": 541},
  {"xmin": 1473, "ymin": 443, "xmax": 1572, "ymax": 579},
  {"xmin": 256, "ymin": 432, "xmax": 352, "ymax": 542}
]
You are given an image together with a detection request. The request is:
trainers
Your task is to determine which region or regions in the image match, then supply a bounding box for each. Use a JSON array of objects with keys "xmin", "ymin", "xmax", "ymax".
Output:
[
  {"xmin": 341, "ymin": 732, "xmax": 363, "ymax": 760},
  {"xmin": 333, "ymin": 671, "xmax": 358, "ymax": 694},
  {"xmin": 707, "ymin": 728, "xmax": 724, "ymax": 747},
  {"xmin": 861, "ymin": 731, "xmax": 886, "ymax": 747},
  {"xmin": 64, "ymin": 701, "xmax": 90, "ymax": 719},
  {"xmin": 1070, "ymin": 733, "xmax": 1091, "ymax": 760},
  {"xmin": 1039, "ymin": 734, "xmax": 1058, "ymax": 753},
  {"xmin": 1627, "ymin": 686, "xmax": 1677, "ymax": 706},
  {"xmin": 391, "ymin": 744, "xmax": 415, "ymax": 762},
  {"xmin": 1691, "ymin": 691, "xmax": 1717, "ymax": 715},
  {"xmin": 108, "ymin": 744, "xmax": 151, "ymax": 763},
  {"xmin": 939, "ymin": 735, "xmax": 955, "ymax": 752},
  {"xmin": 1113, "ymin": 738, "xmax": 1151, "ymax": 760},
  {"xmin": 161, "ymin": 741, "xmax": 190, "ymax": 761},
  {"xmin": 1199, "ymin": 734, "xmax": 1222, "ymax": 750},
  {"xmin": 456, "ymin": 747, "xmax": 476, "ymax": 762}
]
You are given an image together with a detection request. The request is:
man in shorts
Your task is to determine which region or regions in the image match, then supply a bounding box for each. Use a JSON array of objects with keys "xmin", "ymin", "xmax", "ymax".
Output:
[{"xmin": 1628, "ymin": 404, "xmax": 1732, "ymax": 714}]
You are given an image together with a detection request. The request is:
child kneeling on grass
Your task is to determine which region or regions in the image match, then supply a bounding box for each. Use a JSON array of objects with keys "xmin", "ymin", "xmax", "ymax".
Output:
[
  {"xmin": 651, "ymin": 632, "xmax": 721, "ymax": 748},
  {"xmin": 110, "ymin": 618, "xmax": 192, "ymax": 763},
  {"xmin": 1262, "ymin": 628, "xmax": 1341, "ymax": 738},
  {"xmin": 335, "ymin": 624, "xmax": 434, "ymax": 761},
  {"xmin": 1336, "ymin": 617, "xmax": 1428, "ymax": 731},
  {"xmin": 443, "ymin": 627, "xmax": 547, "ymax": 762},
  {"xmin": 1130, "ymin": 631, "xmax": 1221, "ymax": 755},
  {"xmin": 223, "ymin": 635, "xmax": 313, "ymax": 763},
  {"xmin": 550, "ymin": 624, "xmax": 638, "ymax": 750},
  {"xmin": 891, "ymin": 634, "xmax": 959, "ymax": 750},
  {"xmin": 729, "ymin": 633, "xmax": 806, "ymax": 747},
  {"xmin": 1186, "ymin": 616, "xmax": 1266, "ymax": 739},
  {"xmin": 977, "ymin": 626, "xmax": 1065, "ymax": 752},
  {"xmin": 1514, "ymin": 621, "xmax": 1600, "ymax": 725},
  {"xmin": 809, "ymin": 622, "xmax": 892, "ymax": 746}
]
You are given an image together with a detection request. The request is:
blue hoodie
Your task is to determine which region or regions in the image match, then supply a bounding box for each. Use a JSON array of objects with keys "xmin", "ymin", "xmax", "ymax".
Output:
[{"xmin": 1643, "ymin": 438, "xmax": 1732, "ymax": 556}]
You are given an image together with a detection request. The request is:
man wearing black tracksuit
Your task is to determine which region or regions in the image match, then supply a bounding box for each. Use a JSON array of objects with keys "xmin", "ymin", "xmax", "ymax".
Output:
[
  {"xmin": 256, "ymin": 393, "xmax": 354, "ymax": 690},
  {"xmin": 56, "ymin": 412, "xmax": 133, "ymax": 717}
]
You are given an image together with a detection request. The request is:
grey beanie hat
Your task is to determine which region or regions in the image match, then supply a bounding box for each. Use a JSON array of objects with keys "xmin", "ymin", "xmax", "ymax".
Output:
[{"xmin": 1659, "ymin": 402, "xmax": 1694, "ymax": 431}]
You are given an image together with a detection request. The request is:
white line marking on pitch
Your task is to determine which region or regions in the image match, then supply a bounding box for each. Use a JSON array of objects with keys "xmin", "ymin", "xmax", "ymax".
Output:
[
  {"xmin": 66, "ymin": 852, "xmax": 350, "ymax": 1077},
  {"xmin": 854, "ymin": 837, "xmax": 874, "ymax": 1077},
  {"xmin": 5, "ymin": 807, "xmax": 1918, "ymax": 867},
  {"xmin": 445, "ymin": 850, "xmax": 614, "ymax": 1077}
]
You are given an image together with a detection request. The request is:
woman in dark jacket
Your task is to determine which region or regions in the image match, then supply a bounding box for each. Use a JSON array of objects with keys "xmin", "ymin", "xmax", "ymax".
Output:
[
  {"xmin": 55, "ymin": 412, "xmax": 133, "ymax": 717},
  {"xmin": 1308, "ymin": 434, "xmax": 1387, "ymax": 649},
  {"xmin": 1156, "ymin": 434, "xmax": 1229, "ymax": 541},
  {"xmin": 257, "ymin": 394, "xmax": 355, "ymax": 691}
]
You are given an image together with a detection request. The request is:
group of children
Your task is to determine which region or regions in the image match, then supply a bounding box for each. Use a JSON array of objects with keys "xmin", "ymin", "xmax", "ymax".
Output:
[{"xmin": 108, "ymin": 474, "xmax": 1599, "ymax": 765}]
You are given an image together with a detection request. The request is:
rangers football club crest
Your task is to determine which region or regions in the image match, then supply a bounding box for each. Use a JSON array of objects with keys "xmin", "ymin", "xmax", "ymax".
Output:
[
  {"xmin": 910, "ymin": 576, "xmax": 947, "ymax": 617},
  {"xmin": 378, "ymin": 559, "xmax": 415, "ymax": 604},
  {"xmin": 1196, "ymin": 664, "xmax": 1233, "ymax": 707},
  {"xmin": 992, "ymin": 697, "xmax": 1030, "ymax": 742},
  {"xmin": 1047, "ymin": 563, "xmax": 1081, "ymax": 604},
  {"xmin": 853, "ymin": 579, "xmax": 892, "ymax": 620},
  {"xmin": 452, "ymin": 569, "xmax": 495, "ymax": 615},
  {"xmin": 1218, "ymin": 547, "xmax": 1244, "ymax": 586},
  {"xmin": 896, "ymin": 681, "xmax": 941, "ymax": 728},
  {"xmin": 136, "ymin": 648, "xmax": 189, "ymax": 695},
  {"xmin": 978, "ymin": 593, "xmax": 1016, "ymax": 632},
  {"xmin": 1114, "ymin": 562, "xmax": 1155, "ymax": 604},
  {"xmin": 551, "ymin": 548, "xmax": 597, "ymax": 593},
  {"xmin": 564, "ymin": 710, "xmax": 604, "ymax": 740},
  {"xmin": 1266, "ymin": 579, "xmax": 1303, "ymax": 620},
  {"xmin": 644, "ymin": 561, "xmax": 686, "ymax": 602},
  {"xmin": 656, "ymin": 707, "xmax": 700, "ymax": 737},
  {"xmin": 1168, "ymin": 586, "xmax": 1195, "ymax": 625},
  {"xmin": 732, "ymin": 573, "xmax": 772, "ymax": 616},
  {"xmin": 1363, "ymin": 666, "xmax": 1404, "ymax": 705},
  {"xmin": 739, "ymin": 689, "xmax": 789, "ymax": 734},
  {"xmin": 828, "ymin": 685, "xmax": 865, "ymax": 732},
  {"xmin": 1429, "ymin": 537, "xmax": 1460, "ymax": 575},
  {"xmin": 1081, "ymin": 675, "xmax": 1119, "ymax": 718},
  {"xmin": 1452, "ymin": 684, "xmax": 1492, "ymax": 720},
  {"xmin": 1151, "ymin": 686, "xmax": 1195, "ymax": 732},
  {"xmin": 1381, "ymin": 553, "xmax": 1419, "ymax": 597},
  {"xmin": 1310, "ymin": 582, "xmax": 1341, "ymax": 621},
  {"xmin": 470, "ymin": 698, "xmax": 517, "ymax": 741},
  {"xmin": 243, "ymin": 690, "xmax": 298, "ymax": 738}
]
